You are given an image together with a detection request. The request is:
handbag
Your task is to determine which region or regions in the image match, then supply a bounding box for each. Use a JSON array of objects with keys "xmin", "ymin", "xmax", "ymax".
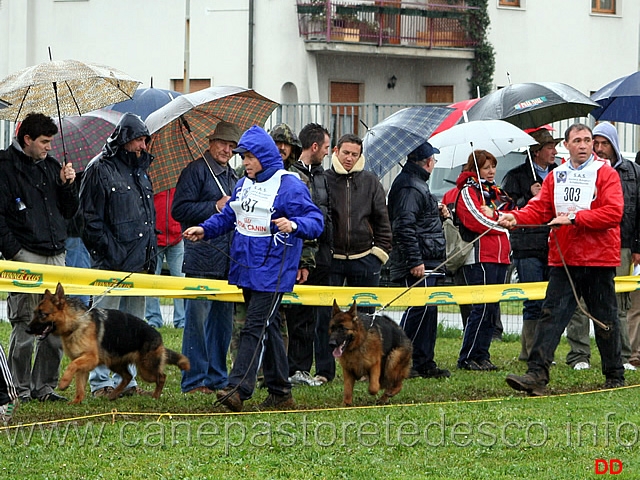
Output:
[{"xmin": 443, "ymin": 189, "xmax": 473, "ymax": 273}]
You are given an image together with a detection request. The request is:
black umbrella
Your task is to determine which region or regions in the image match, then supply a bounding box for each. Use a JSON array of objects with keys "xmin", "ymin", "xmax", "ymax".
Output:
[
  {"xmin": 591, "ymin": 71, "xmax": 640, "ymax": 124},
  {"xmin": 465, "ymin": 82, "xmax": 599, "ymax": 129}
]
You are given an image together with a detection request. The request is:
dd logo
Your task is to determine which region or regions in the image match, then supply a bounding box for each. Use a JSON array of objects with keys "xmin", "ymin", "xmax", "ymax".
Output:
[{"xmin": 595, "ymin": 459, "xmax": 623, "ymax": 475}]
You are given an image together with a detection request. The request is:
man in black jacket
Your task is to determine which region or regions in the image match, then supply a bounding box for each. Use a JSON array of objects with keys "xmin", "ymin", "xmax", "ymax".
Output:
[
  {"xmin": 0, "ymin": 112, "xmax": 78, "ymax": 402},
  {"xmin": 388, "ymin": 141, "xmax": 450, "ymax": 378},
  {"xmin": 80, "ymin": 113, "xmax": 157, "ymax": 397},
  {"xmin": 502, "ymin": 128, "xmax": 560, "ymax": 361},
  {"xmin": 285, "ymin": 123, "xmax": 334, "ymax": 386}
]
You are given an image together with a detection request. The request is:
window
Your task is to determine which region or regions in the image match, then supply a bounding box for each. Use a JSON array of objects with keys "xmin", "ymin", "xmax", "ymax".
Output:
[
  {"xmin": 499, "ymin": 0, "xmax": 520, "ymax": 6},
  {"xmin": 425, "ymin": 86, "xmax": 453, "ymax": 104},
  {"xmin": 171, "ymin": 78, "xmax": 211, "ymax": 93},
  {"xmin": 592, "ymin": 0, "xmax": 615, "ymax": 14}
]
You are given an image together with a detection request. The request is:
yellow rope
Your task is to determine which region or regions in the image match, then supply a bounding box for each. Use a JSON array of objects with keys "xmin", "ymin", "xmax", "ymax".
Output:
[{"xmin": 2, "ymin": 383, "xmax": 637, "ymax": 431}]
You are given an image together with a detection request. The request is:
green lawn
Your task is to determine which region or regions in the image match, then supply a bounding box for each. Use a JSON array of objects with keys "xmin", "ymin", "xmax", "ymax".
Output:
[{"xmin": 1, "ymin": 321, "xmax": 639, "ymax": 479}]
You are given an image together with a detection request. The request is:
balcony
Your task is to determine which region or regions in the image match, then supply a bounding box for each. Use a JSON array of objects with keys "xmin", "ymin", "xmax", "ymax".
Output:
[{"xmin": 296, "ymin": 1, "xmax": 479, "ymax": 51}]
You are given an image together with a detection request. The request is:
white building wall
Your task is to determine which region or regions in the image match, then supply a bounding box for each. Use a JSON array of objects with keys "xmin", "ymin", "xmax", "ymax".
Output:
[{"xmin": 487, "ymin": 0, "xmax": 640, "ymax": 95}]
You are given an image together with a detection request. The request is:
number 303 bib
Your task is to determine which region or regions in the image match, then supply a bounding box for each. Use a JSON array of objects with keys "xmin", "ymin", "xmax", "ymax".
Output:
[{"xmin": 553, "ymin": 160, "xmax": 604, "ymax": 215}]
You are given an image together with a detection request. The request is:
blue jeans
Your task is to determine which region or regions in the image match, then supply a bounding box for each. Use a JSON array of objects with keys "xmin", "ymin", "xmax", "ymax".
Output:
[
  {"xmin": 145, "ymin": 241, "xmax": 185, "ymax": 328},
  {"xmin": 89, "ymin": 296, "xmax": 145, "ymax": 392},
  {"xmin": 513, "ymin": 257, "xmax": 548, "ymax": 322},
  {"xmin": 400, "ymin": 274, "xmax": 439, "ymax": 372},
  {"xmin": 458, "ymin": 263, "xmax": 507, "ymax": 367},
  {"xmin": 528, "ymin": 266, "xmax": 623, "ymax": 383},
  {"xmin": 229, "ymin": 290, "xmax": 290, "ymax": 400},
  {"xmin": 65, "ymin": 237, "xmax": 91, "ymax": 306},
  {"xmin": 181, "ymin": 298, "xmax": 233, "ymax": 392}
]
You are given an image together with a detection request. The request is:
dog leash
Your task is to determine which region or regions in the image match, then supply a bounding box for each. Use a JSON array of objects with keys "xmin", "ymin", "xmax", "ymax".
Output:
[{"xmin": 512, "ymin": 223, "xmax": 610, "ymax": 331}]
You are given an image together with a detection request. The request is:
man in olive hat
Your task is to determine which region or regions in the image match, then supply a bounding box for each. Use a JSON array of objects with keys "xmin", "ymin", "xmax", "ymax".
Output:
[
  {"xmin": 172, "ymin": 120, "xmax": 242, "ymax": 394},
  {"xmin": 502, "ymin": 128, "xmax": 561, "ymax": 361}
]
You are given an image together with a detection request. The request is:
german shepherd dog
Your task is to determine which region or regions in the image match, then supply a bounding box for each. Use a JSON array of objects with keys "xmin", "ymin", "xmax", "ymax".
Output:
[
  {"xmin": 27, "ymin": 283, "xmax": 190, "ymax": 404},
  {"xmin": 329, "ymin": 301, "xmax": 412, "ymax": 406}
]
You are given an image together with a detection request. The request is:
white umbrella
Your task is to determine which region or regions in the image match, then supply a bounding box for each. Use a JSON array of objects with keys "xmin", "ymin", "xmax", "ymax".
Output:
[{"xmin": 429, "ymin": 119, "xmax": 537, "ymax": 169}]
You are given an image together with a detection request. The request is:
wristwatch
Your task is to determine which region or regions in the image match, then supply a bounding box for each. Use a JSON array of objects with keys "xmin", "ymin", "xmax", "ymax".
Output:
[
  {"xmin": 290, "ymin": 221, "xmax": 298, "ymax": 232},
  {"xmin": 568, "ymin": 213, "xmax": 576, "ymax": 224}
]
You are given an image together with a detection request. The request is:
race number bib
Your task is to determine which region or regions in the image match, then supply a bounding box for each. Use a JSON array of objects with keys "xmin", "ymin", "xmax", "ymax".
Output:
[
  {"xmin": 230, "ymin": 170, "xmax": 291, "ymax": 237},
  {"xmin": 553, "ymin": 160, "xmax": 603, "ymax": 215}
]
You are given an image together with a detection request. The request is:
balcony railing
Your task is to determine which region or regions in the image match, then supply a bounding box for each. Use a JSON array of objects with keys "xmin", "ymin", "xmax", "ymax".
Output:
[{"xmin": 296, "ymin": 0, "xmax": 479, "ymax": 48}]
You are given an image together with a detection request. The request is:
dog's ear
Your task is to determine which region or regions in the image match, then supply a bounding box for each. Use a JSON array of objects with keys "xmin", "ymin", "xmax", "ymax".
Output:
[
  {"xmin": 54, "ymin": 283, "xmax": 66, "ymax": 305},
  {"xmin": 348, "ymin": 301, "xmax": 358, "ymax": 316},
  {"xmin": 332, "ymin": 299, "xmax": 341, "ymax": 316}
]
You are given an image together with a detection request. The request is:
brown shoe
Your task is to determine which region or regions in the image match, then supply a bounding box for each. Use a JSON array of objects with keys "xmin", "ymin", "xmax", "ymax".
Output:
[
  {"xmin": 258, "ymin": 393, "xmax": 295, "ymax": 410},
  {"xmin": 505, "ymin": 373, "xmax": 546, "ymax": 396},
  {"xmin": 185, "ymin": 386, "xmax": 215, "ymax": 394},
  {"xmin": 121, "ymin": 386, "xmax": 153, "ymax": 397},
  {"xmin": 92, "ymin": 386, "xmax": 114, "ymax": 398},
  {"xmin": 216, "ymin": 387, "xmax": 243, "ymax": 412}
]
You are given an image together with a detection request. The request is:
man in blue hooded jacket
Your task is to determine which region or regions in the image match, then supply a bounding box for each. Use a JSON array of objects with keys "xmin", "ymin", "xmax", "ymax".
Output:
[
  {"xmin": 80, "ymin": 112, "xmax": 158, "ymax": 397},
  {"xmin": 183, "ymin": 125, "xmax": 323, "ymax": 412}
]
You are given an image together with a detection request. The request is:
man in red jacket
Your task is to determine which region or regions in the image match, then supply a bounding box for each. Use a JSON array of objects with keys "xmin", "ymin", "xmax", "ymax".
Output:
[{"xmin": 499, "ymin": 123, "xmax": 625, "ymax": 395}]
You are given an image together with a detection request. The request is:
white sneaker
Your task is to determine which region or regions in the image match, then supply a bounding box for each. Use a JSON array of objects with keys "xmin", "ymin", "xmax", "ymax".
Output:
[
  {"xmin": 574, "ymin": 361, "xmax": 590, "ymax": 370},
  {"xmin": 288, "ymin": 371, "xmax": 322, "ymax": 387},
  {"xmin": 623, "ymin": 363, "xmax": 637, "ymax": 371}
]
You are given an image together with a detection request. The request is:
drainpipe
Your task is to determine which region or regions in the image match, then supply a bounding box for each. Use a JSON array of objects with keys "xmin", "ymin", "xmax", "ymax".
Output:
[
  {"xmin": 248, "ymin": 0, "xmax": 254, "ymax": 88},
  {"xmin": 183, "ymin": 0, "xmax": 191, "ymax": 93}
]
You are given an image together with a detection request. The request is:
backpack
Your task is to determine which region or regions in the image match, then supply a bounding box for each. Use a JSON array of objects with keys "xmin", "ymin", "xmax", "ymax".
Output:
[{"xmin": 443, "ymin": 189, "xmax": 474, "ymax": 273}]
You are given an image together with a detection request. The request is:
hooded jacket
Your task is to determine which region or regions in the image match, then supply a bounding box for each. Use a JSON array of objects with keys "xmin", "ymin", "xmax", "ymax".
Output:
[
  {"xmin": 454, "ymin": 171, "xmax": 511, "ymax": 265},
  {"xmin": 325, "ymin": 152, "xmax": 392, "ymax": 263},
  {"xmin": 388, "ymin": 160, "xmax": 446, "ymax": 281},
  {"xmin": 593, "ymin": 122, "xmax": 640, "ymax": 253},
  {"xmin": 80, "ymin": 113, "xmax": 157, "ymax": 273},
  {"xmin": 199, "ymin": 126, "xmax": 324, "ymax": 292},
  {"xmin": 512, "ymin": 156, "xmax": 623, "ymax": 267},
  {"xmin": 270, "ymin": 123, "xmax": 302, "ymax": 169},
  {"xmin": 0, "ymin": 141, "xmax": 78, "ymax": 258}
]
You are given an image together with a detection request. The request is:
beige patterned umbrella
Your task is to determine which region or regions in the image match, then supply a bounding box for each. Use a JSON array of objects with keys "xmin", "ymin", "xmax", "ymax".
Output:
[{"xmin": 0, "ymin": 59, "xmax": 140, "ymax": 122}]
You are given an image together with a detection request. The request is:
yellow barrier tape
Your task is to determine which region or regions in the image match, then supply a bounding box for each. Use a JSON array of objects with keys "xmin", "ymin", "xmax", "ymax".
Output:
[{"xmin": 0, "ymin": 260, "xmax": 639, "ymax": 307}]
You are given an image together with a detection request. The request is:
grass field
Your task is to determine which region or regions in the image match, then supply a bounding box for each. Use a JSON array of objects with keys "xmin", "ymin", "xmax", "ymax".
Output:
[{"xmin": 1, "ymin": 321, "xmax": 639, "ymax": 479}]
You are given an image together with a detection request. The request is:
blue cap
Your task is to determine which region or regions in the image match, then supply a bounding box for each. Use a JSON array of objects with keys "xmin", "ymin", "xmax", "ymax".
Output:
[{"xmin": 407, "ymin": 141, "xmax": 439, "ymax": 162}]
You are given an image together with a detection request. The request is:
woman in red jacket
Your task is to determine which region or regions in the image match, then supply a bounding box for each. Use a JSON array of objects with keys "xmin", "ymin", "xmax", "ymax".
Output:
[{"xmin": 454, "ymin": 150, "xmax": 514, "ymax": 371}]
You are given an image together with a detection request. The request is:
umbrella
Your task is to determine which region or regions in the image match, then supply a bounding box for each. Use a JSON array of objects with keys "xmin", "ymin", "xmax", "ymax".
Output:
[
  {"xmin": 431, "ymin": 98, "xmax": 480, "ymax": 136},
  {"xmin": 145, "ymin": 86, "xmax": 279, "ymax": 193},
  {"xmin": 591, "ymin": 71, "xmax": 640, "ymax": 124},
  {"xmin": 429, "ymin": 119, "xmax": 537, "ymax": 169},
  {"xmin": 362, "ymin": 106, "xmax": 453, "ymax": 178},
  {"xmin": 104, "ymin": 87, "xmax": 182, "ymax": 121},
  {"xmin": 465, "ymin": 82, "xmax": 599, "ymax": 129},
  {"xmin": 49, "ymin": 109, "xmax": 124, "ymax": 171},
  {"xmin": 0, "ymin": 59, "xmax": 140, "ymax": 122}
]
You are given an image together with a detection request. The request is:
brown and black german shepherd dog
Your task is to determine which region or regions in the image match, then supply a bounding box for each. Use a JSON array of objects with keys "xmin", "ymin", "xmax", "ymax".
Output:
[
  {"xmin": 329, "ymin": 300, "xmax": 412, "ymax": 406},
  {"xmin": 27, "ymin": 283, "xmax": 190, "ymax": 404}
]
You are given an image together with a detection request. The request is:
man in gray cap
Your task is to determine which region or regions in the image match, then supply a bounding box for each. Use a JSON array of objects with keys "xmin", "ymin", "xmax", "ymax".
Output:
[
  {"xmin": 172, "ymin": 120, "xmax": 242, "ymax": 394},
  {"xmin": 502, "ymin": 128, "xmax": 561, "ymax": 361}
]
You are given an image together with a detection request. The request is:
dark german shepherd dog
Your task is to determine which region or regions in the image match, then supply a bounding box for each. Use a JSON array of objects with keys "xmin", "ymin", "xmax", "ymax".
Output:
[
  {"xmin": 27, "ymin": 283, "xmax": 190, "ymax": 404},
  {"xmin": 329, "ymin": 300, "xmax": 412, "ymax": 406}
]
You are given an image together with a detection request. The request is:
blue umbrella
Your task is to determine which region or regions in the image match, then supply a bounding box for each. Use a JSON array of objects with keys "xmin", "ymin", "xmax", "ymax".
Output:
[
  {"xmin": 591, "ymin": 71, "xmax": 640, "ymax": 124},
  {"xmin": 105, "ymin": 87, "xmax": 182, "ymax": 120},
  {"xmin": 363, "ymin": 105, "xmax": 453, "ymax": 178}
]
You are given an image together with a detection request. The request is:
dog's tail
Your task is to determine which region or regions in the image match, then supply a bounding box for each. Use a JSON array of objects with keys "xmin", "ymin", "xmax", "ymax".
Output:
[{"xmin": 166, "ymin": 349, "xmax": 191, "ymax": 371}]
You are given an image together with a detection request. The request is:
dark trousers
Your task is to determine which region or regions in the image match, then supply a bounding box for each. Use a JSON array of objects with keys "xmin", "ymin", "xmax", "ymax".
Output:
[
  {"xmin": 458, "ymin": 262, "xmax": 507, "ymax": 367},
  {"xmin": 286, "ymin": 265, "xmax": 335, "ymax": 380},
  {"xmin": 528, "ymin": 266, "xmax": 624, "ymax": 383},
  {"xmin": 330, "ymin": 254, "xmax": 382, "ymax": 314},
  {"xmin": 400, "ymin": 275, "xmax": 438, "ymax": 372},
  {"xmin": 228, "ymin": 290, "xmax": 291, "ymax": 400}
]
